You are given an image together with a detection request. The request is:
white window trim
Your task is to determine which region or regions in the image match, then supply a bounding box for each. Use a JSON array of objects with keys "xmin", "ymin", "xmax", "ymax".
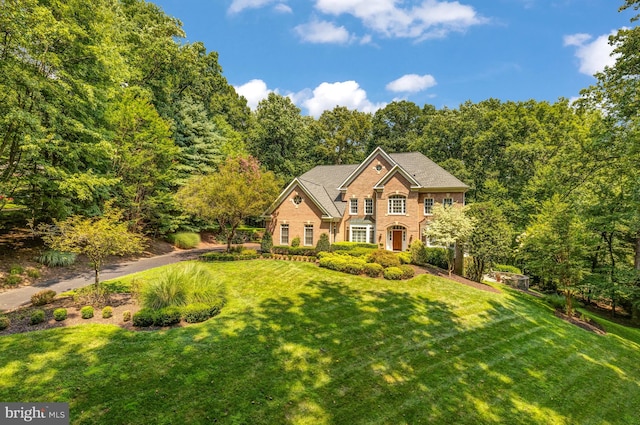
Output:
[
  {"xmin": 280, "ymin": 224, "xmax": 289, "ymax": 245},
  {"xmin": 365, "ymin": 198, "xmax": 374, "ymax": 215},
  {"xmin": 424, "ymin": 198, "xmax": 434, "ymax": 215},
  {"xmin": 350, "ymin": 198, "xmax": 358, "ymax": 215},
  {"xmin": 388, "ymin": 195, "xmax": 406, "ymax": 215},
  {"xmin": 304, "ymin": 224, "xmax": 313, "ymax": 246},
  {"xmin": 349, "ymin": 225, "xmax": 375, "ymax": 244}
]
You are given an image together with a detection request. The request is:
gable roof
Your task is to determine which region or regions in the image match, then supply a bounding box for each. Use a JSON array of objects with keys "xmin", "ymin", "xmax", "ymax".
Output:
[{"xmin": 388, "ymin": 152, "xmax": 469, "ymax": 190}]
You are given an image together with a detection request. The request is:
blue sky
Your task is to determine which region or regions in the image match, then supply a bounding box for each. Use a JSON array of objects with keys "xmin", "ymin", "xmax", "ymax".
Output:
[{"xmin": 152, "ymin": 0, "xmax": 635, "ymax": 117}]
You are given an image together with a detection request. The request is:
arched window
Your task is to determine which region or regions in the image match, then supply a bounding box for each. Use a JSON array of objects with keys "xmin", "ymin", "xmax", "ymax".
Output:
[{"xmin": 388, "ymin": 195, "xmax": 406, "ymax": 215}]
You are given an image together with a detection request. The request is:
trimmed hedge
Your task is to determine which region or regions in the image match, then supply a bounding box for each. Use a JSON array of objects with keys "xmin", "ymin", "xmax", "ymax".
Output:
[
  {"xmin": 368, "ymin": 250, "xmax": 401, "ymax": 268},
  {"xmin": 182, "ymin": 303, "xmax": 217, "ymax": 323},
  {"xmin": 30, "ymin": 309, "xmax": 45, "ymax": 325},
  {"xmin": 383, "ymin": 267, "xmax": 404, "ymax": 280},
  {"xmin": 272, "ymin": 246, "xmax": 317, "ymax": 256},
  {"xmin": 330, "ymin": 242, "xmax": 378, "ymax": 251},
  {"xmin": 200, "ymin": 252, "xmax": 260, "ymax": 262},
  {"xmin": 168, "ymin": 232, "xmax": 201, "ymax": 249},
  {"xmin": 53, "ymin": 308, "xmax": 67, "ymax": 321},
  {"xmin": 493, "ymin": 264, "xmax": 522, "ymax": 274},
  {"xmin": 399, "ymin": 265, "xmax": 415, "ymax": 279},
  {"xmin": 363, "ymin": 263, "xmax": 384, "ymax": 278},
  {"xmin": 133, "ymin": 308, "xmax": 155, "ymax": 327},
  {"xmin": 153, "ymin": 306, "xmax": 182, "ymax": 326}
]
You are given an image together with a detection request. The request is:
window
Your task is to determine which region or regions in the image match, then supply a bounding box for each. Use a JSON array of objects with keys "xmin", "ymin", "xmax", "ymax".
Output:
[
  {"xmin": 443, "ymin": 198, "xmax": 453, "ymax": 207},
  {"xmin": 280, "ymin": 224, "xmax": 289, "ymax": 245},
  {"xmin": 365, "ymin": 198, "xmax": 374, "ymax": 215},
  {"xmin": 293, "ymin": 195, "xmax": 302, "ymax": 205},
  {"xmin": 304, "ymin": 225, "xmax": 313, "ymax": 246},
  {"xmin": 350, "ymin": 198, "xmax": 358, "ymax": 215},
  {"xmin": 424, "ymin": 198, "xmax": 434, "ymax": 215},
  {"xmin": 388, "ymin": 195, "xmax": 406, "ymax": 215},
  {"xmin": 350, "ymin": 226, "xmax": 368, "ymax": 243}
]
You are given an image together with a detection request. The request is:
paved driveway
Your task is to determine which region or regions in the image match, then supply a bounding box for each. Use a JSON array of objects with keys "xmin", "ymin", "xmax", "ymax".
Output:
[{"xmin": 0, "ymin": 247, "xmax": 222, "ymax": 312}]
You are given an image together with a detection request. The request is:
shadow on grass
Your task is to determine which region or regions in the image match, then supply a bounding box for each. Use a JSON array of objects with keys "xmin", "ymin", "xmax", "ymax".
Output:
[{"xmin": 1, "ymin": 273, "xmax": 640, "ymax": 424}]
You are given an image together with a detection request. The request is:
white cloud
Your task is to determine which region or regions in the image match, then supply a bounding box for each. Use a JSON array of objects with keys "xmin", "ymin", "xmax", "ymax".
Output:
[
  {"xmin": 234, "ymin": 79, "xmax": 273, "ymax": 109},
  {"xmin": 314, "ymin": 0, "xmax": 485, "ymax": 40},
  {"xmin": 228, "ymin": 0, "xmax": 287, "ymax": 14},
  {"xmin": 564, "ymin": 30, "xmax": 619, "ymax": 76},
  {"xmin": 299, "ymin": 81, "xmax": 386, "ymax": 117},
  {"xmin": 274, "ymin": 3, "xmax": 293, "ymax": 13},
  {"xmin": 386, "ymin": 74, "xmax": 437, "ymax": 93},
  {"xmin": 294, "ymin": 19, "xmax": 353, "ymax": 44}
]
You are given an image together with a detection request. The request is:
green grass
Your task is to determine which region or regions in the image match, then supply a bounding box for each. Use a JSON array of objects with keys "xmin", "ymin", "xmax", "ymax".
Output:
[{"xmin": 2, "ymin": 261, "xmax": 640, "ymax": 424}]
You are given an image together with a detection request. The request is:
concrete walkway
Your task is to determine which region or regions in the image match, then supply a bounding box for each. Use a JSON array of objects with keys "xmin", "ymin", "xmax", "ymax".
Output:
[{"xmin": 0, "ymin": 247, "xmax": 223, "ymax": 312}]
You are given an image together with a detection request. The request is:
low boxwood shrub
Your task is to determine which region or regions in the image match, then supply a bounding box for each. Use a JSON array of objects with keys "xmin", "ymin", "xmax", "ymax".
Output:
[
  {"xmin": 31, "ymin": 289, "xmax": 56, "ymax": 306},
  {"xmin": 9, "ymin": 264, "xmax": 24, "ymax": 275},
  {"xmin": 182, "ymin": 303, "xmax": 213, "ymax": 323},
  {"xmin": 123, "ymin": 310, "xmax": 132, "ymax": 322},
  {"xmin": 4, "ymin": 275, "xmax": 21, "ymax": 286},
  {"xmin": 53, "ymin": 308, "xmax": 67, "ymax": 321},
  {"xmin": 37, "ymin": 250, "xmax": 77, "ymax": 267},
  {"xmin": 368, "ymin": 250, "xmax": 401, "ymax": 268},
  {"xmin": 400, "ymin": 265, "xmax": 415, "ymax": 279},
  {"xmin": 318, "ymin": 254, "xmax": 350, "ymax": 272},
  {"xmin": 80, "ymin": 306, "xmax": 94, "ymax": 319},
  {"xmin": 363, "ymin": 263, "xmax": 384, "ymax": 278},
  {"xmin": 133, "ymin": 308, "xmax": 155, "ymax": 327},
  {"xmin": 271, "ymin": 246, "xmax": 317, "ymax": 256},
  {"xmin": 493, "ymin": 264, "xmax": 522, "ymax": 274},
  {"xmin": 200, "ymin": 252, "xmax": 259, "ymax": 262},
  {"xmin": 30, "ymin": 309, "xmax": 45, "ymax": 325},
  {"xmin": 102, "ymin": 306, "xmax": 113, "ymax": 319},
  {"xmin": 343, "ymin": 258, "xmax": 366, "ymax": 275},
  {"xmin": 168, "ymin": 232, "xmax": 201, "ymax": 249},
  {"xmin": 384, "ymin": 267, "xmax": 404, "ymax": 280},
  {"xmin": 331, "ymin": 242, "xmax": 378, "ymax": 251},
  {"xmin": 397, "ymin": 251, "xmax": 412, "ymax": 265},
  {"xmin": 0, "ymin": 315, "xmax": 10, "ymax": 330},
  {"xmin": 153, "ymin": 306, "xmax": 182, "ymax": 326}
]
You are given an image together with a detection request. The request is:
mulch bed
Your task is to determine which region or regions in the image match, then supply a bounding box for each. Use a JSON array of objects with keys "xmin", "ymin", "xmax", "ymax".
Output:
[
  {"xmin": 411, "ymin": 264, "xmax": 501, "ymax": 293},
  {"xmin": 554, "ymin": 309, "xmax": 607, "ymax": 335}
]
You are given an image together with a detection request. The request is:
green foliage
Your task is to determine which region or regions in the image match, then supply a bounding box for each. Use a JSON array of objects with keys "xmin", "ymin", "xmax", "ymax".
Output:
[
  {"xmin": 260, "ymin": 231, "xmax": 273, "ymax": 253},
  {"xmin": 3, "ymin": 275, "xmax": 21, "ymax": 286},
  {"xmin": 315, "ymin": 233, "xmax": 331, "ymax": 253},
  {"xmin": 168, "ymin": 232, "xmax": 201, "ymax": 249},
  {"xmin": 176, "ymin": 156, "xmax": 281, "ymax": 252},
  {"xmin": 383, "ymin": 267, "xmax": 404, "ymax": 280},
  {"xmin": 81, "ymin": 306, "xmax": 94, "ymax": 319},
  {"xmin": 182, "ymin": 303, "xmax": 213, "ymax": 323},
  {"xmin": 31, "ymin": 290, "xmax": 56, "ymax": 306},
  {"xmin": 271, "ymin": 246, "xmax": 317, "ymax": 256},
  {"xmin": 331, "ymin": 242, "xmax": 378, "ymax": 251},
  {"xmin": 30, "ymin": 309, "xmax": 45, "ymax": 325},
  {"xmin": 368, "ymin": 250, "xmax": 401, "ymax": 268},
  {"xmin": 543, "ymin": 293, "xmax": 567, "ymax": 311},
  {"xmin": 291, "ymin": 236, "xmax": 301, "ymax": 247},
  {"xmin": 0, "ymin": 316, "xmax": 10, "ymax": 330},
  {"xmin": 410, "ymin": 240, "xmax": 428, "ymax": 265},
  {"xmin": 123, "ymin": 311, "xmax": 132, "ymax": 322},
  {"xmin": 153, "ymin": 306, "xmax": 182, "ymax": 327},
  {"xmin": 423, "ymin": 203, "xmax": 475, "ymax": 275},
  {"xmin": 36, "ymin": 250, "xmax": 77, "ymax": 267},
  {"xmin": 133, "ymin": 308, "xmax": 155, "ymax": 327},
  {"xmin": 493, "ymin": 264, "xmax": 522, "ymax": 274},
  {"xmin": 311, "ymin": 106, "xmax": 371, "ymax": 165},
  {"xmin": 397, "ymin": 251, "xmax": 412, "ymax": 265},
  {"xmin": 53, "ymin": 308, "xmax": 68, "ymax": 322},
  {"xmin": 200, "ymin": 252, "xmax": 260, "ymax": 261},
  {"xmin": 25, "ymin": 268, "xmax": 41, "ymax": 279},
  {"xmin": 363, "ymin": 263, "xmax": 384, "ymax": 278},
  {"xmin": 399, "ymin": 265, "xmax": 416, "ymax": 279},
  {"xmin": 9, "ymin": 264, "xmax": 23, "ymax": 275},
  {"xmin": 466, "ymin": 202, "xmax": 513, "ymax": 282},
  {"xmin": 102, "ymin": 306, "xmax": 113, "ymax": 319},
  {"xmin": 40, "ymin": 203, "xmax": 145, "ymax": 285}
]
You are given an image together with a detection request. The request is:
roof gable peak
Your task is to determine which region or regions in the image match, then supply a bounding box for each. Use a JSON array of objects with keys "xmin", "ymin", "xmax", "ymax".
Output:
[{"xmin": 337, "ymin": 147, "xmax": 396, "ymax": 191}]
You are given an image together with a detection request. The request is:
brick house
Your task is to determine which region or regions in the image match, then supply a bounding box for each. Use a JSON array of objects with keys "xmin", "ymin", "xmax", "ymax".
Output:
[{"xmin": 264, "ymin": 147, "xmax": 469, "ymax": 251}]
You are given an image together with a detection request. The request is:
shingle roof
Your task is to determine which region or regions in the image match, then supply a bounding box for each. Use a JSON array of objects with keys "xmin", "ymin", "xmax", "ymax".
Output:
[{"xmin": 266, "ymin": 148, "xmax": 468, "ymax": 219}]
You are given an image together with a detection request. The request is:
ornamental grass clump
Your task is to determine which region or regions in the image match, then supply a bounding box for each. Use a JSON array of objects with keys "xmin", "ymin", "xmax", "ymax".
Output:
[
  {"xmin": 31, "ymin": 289, "xmax": 56, "ymax": 306},
  {"xmin": 168, "ymin": 232, "xmax": 201, "ymax": 249},
  {"xmin": 37, "ymin": 250, "xmax": 77, "ymax": 267}
]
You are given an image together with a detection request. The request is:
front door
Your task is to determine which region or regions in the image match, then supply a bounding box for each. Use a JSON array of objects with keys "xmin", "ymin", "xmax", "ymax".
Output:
[{"xmin": 392, "ymin": 230, "xmax": 403, "ymax": 251}]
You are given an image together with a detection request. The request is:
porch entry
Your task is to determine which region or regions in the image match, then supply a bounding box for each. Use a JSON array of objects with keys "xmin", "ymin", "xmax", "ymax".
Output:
[{"xmin": 388, "ymin": 225, "xmax": 406, "ymax": 251}]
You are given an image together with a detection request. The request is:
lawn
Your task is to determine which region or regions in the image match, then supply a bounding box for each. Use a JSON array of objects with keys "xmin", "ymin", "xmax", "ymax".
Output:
[{"xmin": 1, "ymin": 260, "xmax": 639, "ymax": 424}]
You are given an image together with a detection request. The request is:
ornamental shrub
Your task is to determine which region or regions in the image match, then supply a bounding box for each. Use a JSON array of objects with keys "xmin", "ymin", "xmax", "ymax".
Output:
[
  {"xmin": 315, "ymin": 233, "xmax": 330, "ymax": 253},
  {"xmin": 9, "ymin": 264, "xmax": 23, "ymax": 275},
  {"xmin": 383, "ymin": 267, "xmax": 404, "ymax": 280},
  {"xmin": 53, "ymin": 308, "xmax": 67, "ymax": 321},
  {"xmin": 168, "ymin": 232, "xmax": 201, "ymax": 249},
  {"xmin": 30, "ymin": 309, "xmax": 46, "ymax": 325},
  {"xmin": 397, "ymin": 251, "xmax": 412, "ymax": 265},
  {"xmin": 271, "ymin": 246, "xmax": 316, "ymax": 256},
  {"xmin": 0, "ymin": 316, "xmax": 10, "ymax": 330},
  {"xmin": 343, "ymin": 258, "xmax": 366, "ymax": 275},
  {"xmin": 26, "ymin": 267, "xmax": 41, "ymax": 278},
  {"xmin": 410, "ymin": 240, "xmax": 427, "ymax": 265},
  {"xmin": 153, "ymin": 306, "xmax": 182, "ymax": 326},
  {"xmin": 493, "ymin": 264, "xmax": 522, "ymax": 274},
  {"xmin": 331, "ymin": 242, "xmax": 378, "ymax": 251},
  {"xmin": 37, "ymin": 250, "xmax": 77, "ymax": 267},
  {"xmin": 31, "ymin": 289, "xmax": 56, "ymax": 306},
  {"xmin": 368, "ymin": 250, "xmax": 401, "ymax": 268},
  {"xmin": 291, "ymin": 236, "xmax": 301, "ymax": 247},
  {"xmin": 4, "ymin": 275, "xmax": 21, "ymax": 286},
  {"xmin": 123, "ymin": 310, "xmax": 132, "ymax": 322},
  {"xmin": 424, "ymin": 247, "xmax": 449, "ymax": 270},
  {"xmin": 260, "ymin": 231, "xmax": 273, "ymax": 253},
  {"xmin": 102, "ymin": 306, "xmax": 113, "ymax": 319},
  {"xmin": 363, "ymin": 263, "xmax": 384, "ymax": 278},
  {"xmin": 81, "ymin": 306, "xmax": 94, "ymax": 319},
  {"xmin": 133, "ymin": 308, "xmax": 155, "ymax": 327},
  {"xmin": 182, "ymin": 303, "xmax": 212, "ymax": 323},
  {"xmin": 400, "ymin": 265, "xmax": 415, "ymax": 279}
]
